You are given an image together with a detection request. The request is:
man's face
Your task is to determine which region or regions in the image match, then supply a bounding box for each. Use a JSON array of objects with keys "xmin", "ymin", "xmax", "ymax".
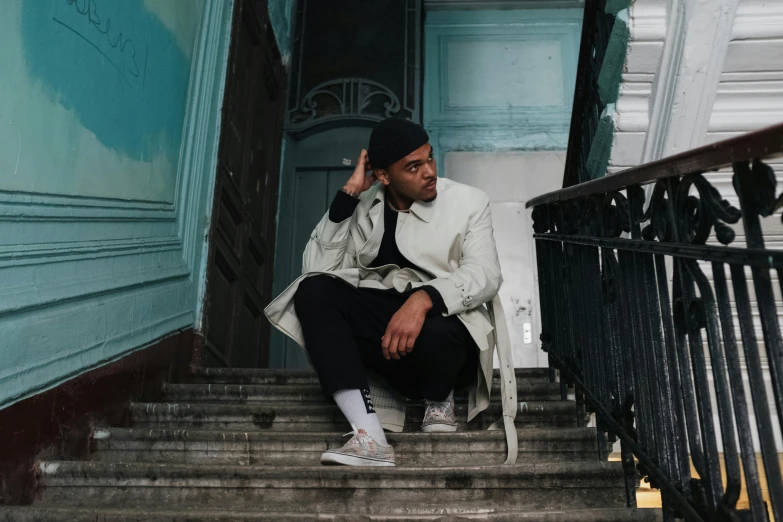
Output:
[{"xmin": 379, "ymin": 144, "xmax": 438, "ymax": 203}]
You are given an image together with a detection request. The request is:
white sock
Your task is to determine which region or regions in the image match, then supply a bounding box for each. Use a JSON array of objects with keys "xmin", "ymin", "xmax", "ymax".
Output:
[
  {"xmin": 333, "ymin": 388, "xmax": 388, "ymax": 445},
  {"xmin": 426, "ymin": 389, "xmax": 454, "ymax": 406}
]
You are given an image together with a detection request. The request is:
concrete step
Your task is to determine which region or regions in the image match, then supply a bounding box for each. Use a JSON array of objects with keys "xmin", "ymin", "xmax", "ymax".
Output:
[
  {"xmin": 161, "ymin": 382, "xmax": 562, "ymax": 403},
  {"xmin": 89, "ymin": 427, "xmax": 600, "ymax": 466},
  {"xmin": 0, "ymin": 507, "xmax": 664, "ymax": 521},
  {"xmin": 129, "ymin": 401, "xmax": 577, "ymax": 431},
  {"xmin": 191, "ymin": 368, "xmax": 553, "ymax": 386},
  {"xmin": 35, "ymin": 460, "xmax": 628, "ymax": 513}
]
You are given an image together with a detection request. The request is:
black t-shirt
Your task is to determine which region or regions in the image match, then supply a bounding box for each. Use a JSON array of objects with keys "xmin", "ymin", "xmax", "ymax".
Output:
[{"xmin": 328, "ymin": 190, "xmax": 446, "ymax": 316}]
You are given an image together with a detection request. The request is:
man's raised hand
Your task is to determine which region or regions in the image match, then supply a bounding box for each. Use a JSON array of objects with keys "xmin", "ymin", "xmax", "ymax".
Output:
[{"xmin": 343, "ymin": 149, "xmax": 377, "ymax": 196}]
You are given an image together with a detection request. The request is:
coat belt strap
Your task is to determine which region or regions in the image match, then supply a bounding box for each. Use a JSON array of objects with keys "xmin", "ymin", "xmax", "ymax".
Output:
[{"xmin": 487, "ymin": 295, "xmax": 518, "ymax": 465}]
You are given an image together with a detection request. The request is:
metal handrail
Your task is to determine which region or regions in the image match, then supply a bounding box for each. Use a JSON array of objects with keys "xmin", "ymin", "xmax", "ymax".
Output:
[
  {"xmin": 531, "ymin": 122, "xmax": 783, "ymax": 208},
  {"xmin": 527, "ymin": 123, "xmax": 783, "ymax": 521}
]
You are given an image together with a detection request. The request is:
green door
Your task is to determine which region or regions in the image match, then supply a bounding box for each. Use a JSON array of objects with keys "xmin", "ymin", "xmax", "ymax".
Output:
[{"xmin": 270, "ymin": 127, "xmax": 372, "ymax": 368}]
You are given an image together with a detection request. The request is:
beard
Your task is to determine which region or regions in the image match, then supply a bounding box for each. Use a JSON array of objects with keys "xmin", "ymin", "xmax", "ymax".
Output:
[{"xmin": 422, "ymin": 194, "xmax": 438, "ymax": 203}]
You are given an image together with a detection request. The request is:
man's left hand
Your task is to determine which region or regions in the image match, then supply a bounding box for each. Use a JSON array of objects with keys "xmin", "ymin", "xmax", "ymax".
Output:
[{"xmin": 381, "ymin": 291, "xmax": 433, "ymax": 360}]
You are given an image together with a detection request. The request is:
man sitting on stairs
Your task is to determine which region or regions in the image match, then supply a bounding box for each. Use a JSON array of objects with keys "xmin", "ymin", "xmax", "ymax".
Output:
[{"xmin": 264, "ymin": 117, "xmax": 517, "ymax": 468}]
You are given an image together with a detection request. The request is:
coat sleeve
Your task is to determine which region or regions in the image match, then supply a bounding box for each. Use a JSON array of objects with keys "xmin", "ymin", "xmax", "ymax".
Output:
[
  {"xmin": 301, "ymin": 200, "xmax": 359, "ymax": 274},
  {"xmin": 424, "ymin": 199, "xmax": 503, "ymax": 315}
]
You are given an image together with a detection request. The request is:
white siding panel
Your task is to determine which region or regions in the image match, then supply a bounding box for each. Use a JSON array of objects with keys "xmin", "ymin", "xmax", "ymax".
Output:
[
  {"xmin": 723, "ymin": 40, "xmax": 783, "ymax": 73},
  {"xmin": 625, "ymin": 41, "xmax": 664, "ymax": 74}
]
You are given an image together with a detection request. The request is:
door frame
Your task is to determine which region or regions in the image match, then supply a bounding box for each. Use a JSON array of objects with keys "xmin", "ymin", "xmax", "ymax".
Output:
[
  {"xmin": 201, "ymin": 0, "xmax": 286, "ymax": 368},
  {"xmin": 269, "ymin": 127, "xmax": 373, "ymax": 368}
]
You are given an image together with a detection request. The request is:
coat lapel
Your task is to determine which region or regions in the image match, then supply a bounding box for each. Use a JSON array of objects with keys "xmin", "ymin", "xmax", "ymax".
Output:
[{"xmin": 357, "ymin": 186, "xmax": 386, "ymax": 267}]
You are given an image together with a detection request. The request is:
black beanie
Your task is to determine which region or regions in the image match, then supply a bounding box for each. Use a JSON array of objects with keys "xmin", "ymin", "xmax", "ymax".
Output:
[{"xmin": 368, "ymin": 118, "xmax": 429, "ymax": 169}]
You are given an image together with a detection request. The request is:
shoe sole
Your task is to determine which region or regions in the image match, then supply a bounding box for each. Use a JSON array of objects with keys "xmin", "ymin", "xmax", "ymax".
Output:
[
  {"xmin": 421, "ymin": 423, "xmax": 458, "ymax": 433},
  {"xmin": 320, "ymin": 452, "xmax": 396, "ymax": 467}
]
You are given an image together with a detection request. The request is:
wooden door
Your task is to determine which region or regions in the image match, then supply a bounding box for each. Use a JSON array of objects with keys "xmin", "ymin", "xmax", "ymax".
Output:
[
  {"xmin": 269, "ymin": 127, "xmax": 372, "ymax": 368},
  {"xmin": 203, "ymin": 0, "xmax": 286, "ymax": 368}
]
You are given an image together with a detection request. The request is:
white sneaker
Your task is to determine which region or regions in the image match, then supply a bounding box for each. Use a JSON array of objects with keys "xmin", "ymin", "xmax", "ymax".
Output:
[
  {"xmin": 422, "ymin": 395, "xmax": 458, "ymax": 432},
  {"xmin": 320, "ymin": 429, "xmax": 396, "ymax": 467}
]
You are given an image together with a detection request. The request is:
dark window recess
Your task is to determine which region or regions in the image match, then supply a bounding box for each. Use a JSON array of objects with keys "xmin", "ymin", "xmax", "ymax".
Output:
[{"xmin": 286, "ymin": 0, "xmax": 422, "ymax": 135}]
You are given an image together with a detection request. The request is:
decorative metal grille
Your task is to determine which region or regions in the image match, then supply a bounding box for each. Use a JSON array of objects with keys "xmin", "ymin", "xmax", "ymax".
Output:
[
  {"xmin": 528, "ymin": 123, "xmax": 783, "ymax": 522},
  {"xmin": 285, "ymin": 0, "xmax": 421, "ymax": 135},
  {"xmin": 287, "ymin": 78, "xmax": 402, "ymax": 131}
]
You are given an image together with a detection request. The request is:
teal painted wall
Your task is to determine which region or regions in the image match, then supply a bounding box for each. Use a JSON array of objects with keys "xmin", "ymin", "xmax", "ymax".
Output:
[
  {"xmin": 2, "ymin": 0, "xmax": 201, "ymax": 203},
  {"xmin": 424, "ymin": 9, "xmax": 583, "ymax": 163},
  {"xmin": 589, "ymin": 8, "xmax": 630, "ymax": 180},
  {"xmin": 0, "ymin": 0, "xmax": 236, "ymax": 409}
]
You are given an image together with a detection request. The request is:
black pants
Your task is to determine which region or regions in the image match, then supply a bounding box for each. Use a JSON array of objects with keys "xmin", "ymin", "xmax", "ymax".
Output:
[{"xmin": 294, "ymin": 275, "xmax": 479, "ymax": 402}]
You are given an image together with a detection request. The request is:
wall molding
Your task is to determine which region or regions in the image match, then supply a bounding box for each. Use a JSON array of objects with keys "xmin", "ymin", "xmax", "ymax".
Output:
[
  {"xmin": 0, "ymin": 237, "xmax": 181, "ymax": 267},
  {"xmin": 0, "ymin": 0, "xmax": 236, "ymax": 410},
  {"xmin": 0, "ymin": 310, "xmax": 193, "ymax": 386},
  {"xmin": 431, "ymin": 32, "xmax": 577, "ymax": 126},
  {"xmin": 0, "ymin": 191, "xmax": 176, "ymax": 222},
  {"xmin": 0, "ymin": 278, "xmax": 195, "ymax": 411},
  {"xmin": 425, "ymin": 0, "xmax": 584, "ymax": 9},
  {"xmin": 1, "ymin": 258, "xmax": 190, "ymax": 317},
  {"xmin": 424, "ymin": 8, "xmax": 582, "ymax": 164},
  {"xmin": 732, "ymin": 1, "xmax": 783, "ymax": 40},
  {"xmin": 627, "ymin": 0, "xmax": 667, "ymax": 41},
  {"xmin": 178, "ymin": 0, "xmax": 235, "ymax": 300},
  {"xmin": 432, "ymin": 127, "xmax": 570, "ymax": 151},
  {"xmin": 0, "ymin": 190, "xmax": 174, "ymax": 211}
]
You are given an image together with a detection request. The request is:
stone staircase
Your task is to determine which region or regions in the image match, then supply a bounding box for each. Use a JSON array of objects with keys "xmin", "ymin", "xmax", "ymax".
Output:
[{"xmin": 1, "ymin": 368, "xmax": 661, "ymax": 521}]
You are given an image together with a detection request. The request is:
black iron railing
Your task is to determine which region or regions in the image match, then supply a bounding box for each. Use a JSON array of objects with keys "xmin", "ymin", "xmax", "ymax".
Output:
[{"xmin": 528, "ymin": 123, "xmax": 783, "ymax": 521}]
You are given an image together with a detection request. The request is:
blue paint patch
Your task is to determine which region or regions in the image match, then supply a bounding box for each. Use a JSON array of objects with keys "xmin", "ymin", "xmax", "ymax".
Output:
[{"xmin": 20, "ymin": 0, "xmax": 191, "ymax": 162}]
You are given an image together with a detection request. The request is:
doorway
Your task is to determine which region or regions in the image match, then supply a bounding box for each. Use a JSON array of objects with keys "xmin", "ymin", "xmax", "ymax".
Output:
[
  {"xmin": 202, "ymin": 0, "xmax": 286, "ymax": 368},
  {"xmin": 270, "ymin": 128, "xmax": 372, "ymax": 368},
  {"xmin": 266, "ymin": 2, "xmax": 582, "ymax": 369}
]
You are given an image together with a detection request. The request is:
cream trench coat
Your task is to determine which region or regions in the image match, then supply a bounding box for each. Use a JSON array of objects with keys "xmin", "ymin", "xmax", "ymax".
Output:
[{"xmin": 264, "ymin": 177, "xmax": 519, "ymax": 464}]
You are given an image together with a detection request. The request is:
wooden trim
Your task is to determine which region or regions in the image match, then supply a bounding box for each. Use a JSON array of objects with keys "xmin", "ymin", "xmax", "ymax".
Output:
[
  {"xmin": 0, "ymin": 329, "xmax": 197, "ymax": 505},
  {"xmin": 527, "ymin": 122, "xmax": 783, "ymax": 207},
  {"xmin": 182, "ymin": 0, "xmax": 237, "ymax": 328}
]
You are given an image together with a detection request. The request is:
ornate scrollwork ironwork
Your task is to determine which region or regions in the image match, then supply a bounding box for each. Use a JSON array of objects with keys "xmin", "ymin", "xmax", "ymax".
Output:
[
  {"xmin": 602, "ymin": 192, "xmax": 631, "ymax": 239},
  {"xmin": 642, "ymin": 173, "xmax": 741, "ymax": 246},
  {"xmin": 531, "ymin": 152, "xmax": 783, "ymax": 520},
  {"xmin": 529, "ymin": 122, "xmax": 783, "ymax": 521},
  {"xmin": 531, "ymin": 205, "xmax": 552, "ymax": 234},
  {"xmin": 287, "ymin": 77, "xmax": 402, "ymax": 133},
  {"xmin": 734, "ymin": 159, "xmax": 783, "ymax": 222}
]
